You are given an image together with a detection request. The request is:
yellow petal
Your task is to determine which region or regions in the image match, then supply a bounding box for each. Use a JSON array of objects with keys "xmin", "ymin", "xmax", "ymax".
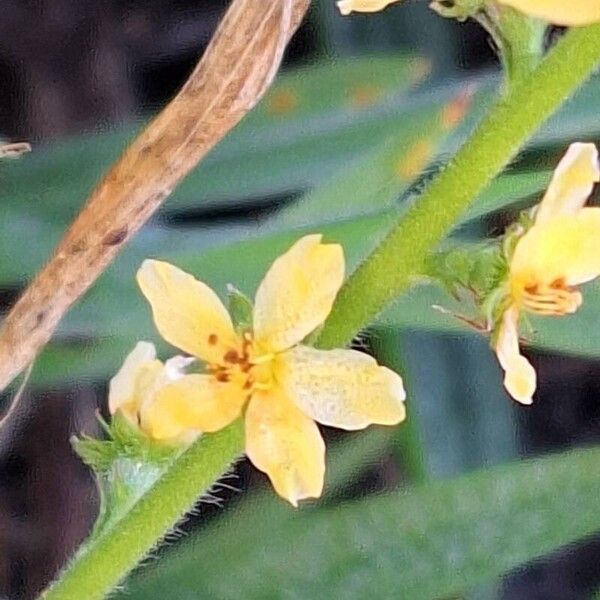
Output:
[
  {"xmin": 253, "ymin": 235, "xmax": 344, "ymax": 353},
  {"xmin": 498, "ymin": 0, "xmax": 600, "ymax": 26},
  {"xmin": 276, "ymin": 345, "xmax": 406, "ymax": 430},
  {"xmin": 535, "ymin": 143, "xmax": 599, "ymax": 225},
  {"xmin": 337, "ymin": 0, "xmax": 401, "ymax": 14},
  {"xmin": 245, "ymin": 389, "xmax": 325, "ymax": 506},
  {"xmin": 495, "ymin": 306, "xmax": 536, "ymax": 405},
  {"xmin": 511, "ymin": 208, "xmax": 600, "ymax": 289},
  {"xmin": 108, "ymin": 341, "xmax": 159, "ymax": 422},
  {"xmin": 141, "ymin": 374, "xmax": 245, "ymax": 440},
  {"xmin": 137, "ymin": 260, "xmax": 239, "ymax": 364}
]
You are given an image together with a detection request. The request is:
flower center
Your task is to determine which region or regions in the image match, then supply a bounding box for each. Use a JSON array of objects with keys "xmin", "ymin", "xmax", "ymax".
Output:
[
  {"xmin": 208, "ymin": 332, "xmax": 275, "ymax": 392},
  {"xmin": 518, "ymin": 279, "xmax": 582, "ymax": 316}
]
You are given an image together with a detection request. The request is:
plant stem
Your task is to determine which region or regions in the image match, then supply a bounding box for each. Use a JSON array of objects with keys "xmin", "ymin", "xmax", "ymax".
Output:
[
  {"xmin": 41, "ymin": 422, "xmax": 244, "ymax": 600},
  {"xmin": 488, "ymin": 8, "xmax": 546, "ymax": 91},
  {"xmin": 317, "ymin": 23, "xmax": 600, "ymax": 350},
  {"xmin": 40, "ymin": 23, "xmax": 600, "ymax": 600}
]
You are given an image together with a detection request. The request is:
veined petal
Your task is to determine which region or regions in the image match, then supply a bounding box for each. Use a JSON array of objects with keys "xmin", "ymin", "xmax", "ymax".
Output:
[
  {"xmin": 535, "ymin": 143, "xmax": 599, "ymax": 225},
  {"xmin": 276, "ymin": 345, "xmax": 406, "ymax": 430},
  {"xmin": 245, "ymin": 389, "xmax": 325, "ymax": 506},
  {"xmin": 253, "ymin": 235, "xmax": 344, "ymax": 353},
  {"xmin": 109, "ymin": 341, "xmax": 159, "ymax": 422},
  {"xmin": 137, "ymin": 260, "xmax": 238, "ymax": 364},
  {"xmin": 337, "ymin": 0, "xmax": 401, "ymax": 15},
  {"xmin": 498, "ymin": 0, "xmax": 600, "ymax": 26},
  {"xmin": 511, "ymin": 208, "xmax": 600, "ymax": 289},
  {"xmin": 495, "ymin": 306, "xmax": 536, "ymax": 405},
  {"xmin": 141, "ymin": 374, "xmax": 245, "ymax": 440}
]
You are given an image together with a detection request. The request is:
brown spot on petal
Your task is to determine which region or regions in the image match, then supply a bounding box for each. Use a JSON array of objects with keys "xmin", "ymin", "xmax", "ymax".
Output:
[{"xmin": 208, "ymin": 334, "xmax": 219, "ymax": 346}]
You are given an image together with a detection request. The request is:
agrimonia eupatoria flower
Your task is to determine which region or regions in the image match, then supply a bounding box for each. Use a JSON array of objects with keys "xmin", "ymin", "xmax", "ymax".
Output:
[
  {"xmin": 494, "ymin": 143, "xmax": 600, "ymax": 404},
  {"xmin": 429, "ymin": 143, "xmax": 600, "ymax": 405},
  {"xmin": 128, "ymin": 234, "xmax": 406, "ymax": 506},
  {"xmin": 336, "ymin": 0, "xmax": 401, "ymax": 15},
  {"xmin": 496, "ymin": 0, "xmax": 600, "ymax": 26},
  {"xmin": 109, "ymin": 341, "xmax": 198, "ymax": 444},
  {"xmin": 337, "ymin": 0, "xmax": 600, "ymax": 26}
]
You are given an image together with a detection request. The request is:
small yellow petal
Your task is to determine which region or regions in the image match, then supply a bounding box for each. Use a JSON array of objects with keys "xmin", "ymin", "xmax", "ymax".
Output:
[
  {"xmin": 141, "ymin": 374, "xmax": 245, "ymax": 440},
  {"xmin": 276, "ymin": 345, "xmax": 406, "ymax": 430},
  {"xmin": 245, "ymin": 389, "xmax": 325, "ymax": 506},
  {"xmin": 535, "ymin": 143, "xmax": 599, "ymax": 225},
  {"xmin": 337, "ymin": 0, "xmax": 401, "ymax": 15},
  {"xmin": 498, "ymin": 0, "xmax": 600, "ymax": 26},
  {"xmin": 137, "ymin": 260, "xmax": 239, "ymax": 364},
  {"xmin": 495, "ymin": 307, "xmax": 536, "ymax": 405},
  {"xmin": 253, "ymin": 235, "xmax": 344, "ymax": 353},
  {"xmin": 511, "ymin": 208, "xmax": 600, "ymax": 290},
  {"xmin": 108, "ymin": 341, "xmax": 159, "ymax": 422}
]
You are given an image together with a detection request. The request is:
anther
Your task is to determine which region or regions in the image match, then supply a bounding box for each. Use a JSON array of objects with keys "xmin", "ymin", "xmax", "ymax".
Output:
[
  {"xmin": 215, "ymin": 371, "xmax": 230, "ymax": 383},
  {"xmin": 223, "ymin": 350, "xmax": 240, "ymax": 364},
  {"xmin": 251, "ymin": 353, "xmax": 275, "ymax": 365}
]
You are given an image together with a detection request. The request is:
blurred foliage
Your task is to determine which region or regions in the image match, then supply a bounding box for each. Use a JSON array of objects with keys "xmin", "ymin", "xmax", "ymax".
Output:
[
  {"xmin": 3, "ymin": 51, "xmax": 600, "ymax": 599},
  {"xmin": 119, "ymin": 446, "xmax": 600, "ymax": 599}
]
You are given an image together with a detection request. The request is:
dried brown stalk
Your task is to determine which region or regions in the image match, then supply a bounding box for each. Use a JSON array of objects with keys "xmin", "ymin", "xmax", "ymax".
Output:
[{"xmin": 0, "ymin": 0, "xmax": 311, "ymax": 391}]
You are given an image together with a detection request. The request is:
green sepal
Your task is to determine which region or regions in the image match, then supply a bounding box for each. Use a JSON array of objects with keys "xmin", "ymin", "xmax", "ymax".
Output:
[
  {"xmin": 227, "ymin": 284, "xmax": 253, "ymax": 334},
  {"xmin": 426, "ymin": 241, "xmax": 508, "ymax": 304},
  {"xmin": 72, "ymin": 413, "xmax": 184, "ymax": 541},
  {"xmin": 302, "ymin": 325, "xmax": 324, "ymax": 347},
  {"xmin": 502, "ymin": 207, "xmax": 535, "ymax": 261},
  {"xmin": 428, "ymin": 205, "xmax": 540, "ymax": 342},
  {"xmin": 430, "ymin": 0, "xmax": 485, "ymax": 21}
]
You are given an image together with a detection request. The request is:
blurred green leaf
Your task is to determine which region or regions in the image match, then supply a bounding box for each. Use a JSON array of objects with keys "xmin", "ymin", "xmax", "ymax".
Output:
[
  {"xmin": 120, "ymin": 446, "xmax": 600, "ymax": 600},
  {"xmin": 269, "ymin": 99, "xmax": 456, "ymax": 229},
  {"xmin": 4, "ymin": 71, "xmax": 599, "ymax": 229},
  {"xmin": 0, "ymin": 55, "xmax": 426, "ymax": 225}
]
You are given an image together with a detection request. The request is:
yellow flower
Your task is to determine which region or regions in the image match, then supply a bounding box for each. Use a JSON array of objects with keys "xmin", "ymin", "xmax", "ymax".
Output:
[
  {"xmin": 336, "ymin": 0, "xmax": 600, "ymax": 25},
  {"xmin": 497, "ymin": 0, "xmax": 600, "ymax": 26},
  {"xmin": 496, "ymin": 143, "xmax": 600, "ymax": 404},
  {"xmin": 337, "ymin": 0, "xmax": 401, "ymax": 15},
  {"xmin": 136, "ymin": 234, "xmax": 406, "ymax": 506},
  {"xmin": 109, "ymin": 341, "xmax": 199, "ymax": 443}
]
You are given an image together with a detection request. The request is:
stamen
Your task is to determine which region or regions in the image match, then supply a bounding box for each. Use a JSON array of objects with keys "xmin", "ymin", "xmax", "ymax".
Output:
[
  {"xmin": 251, "ymin": 353, "xmax": 275, "ymax": 365},
  {"xmin": 223, "ymin": 350, "xmax": 240, "ymax": 364},
  {"xmin": 520, "ymin": 283, "xmax": 582, "ymax": 316},
  {"xmin": 214, "ymin": 371, "xmax": 230, "ymax": 383},
  {"xmin": 253, "ymin": 381, "xmax": 272, "ymax": 391}
]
